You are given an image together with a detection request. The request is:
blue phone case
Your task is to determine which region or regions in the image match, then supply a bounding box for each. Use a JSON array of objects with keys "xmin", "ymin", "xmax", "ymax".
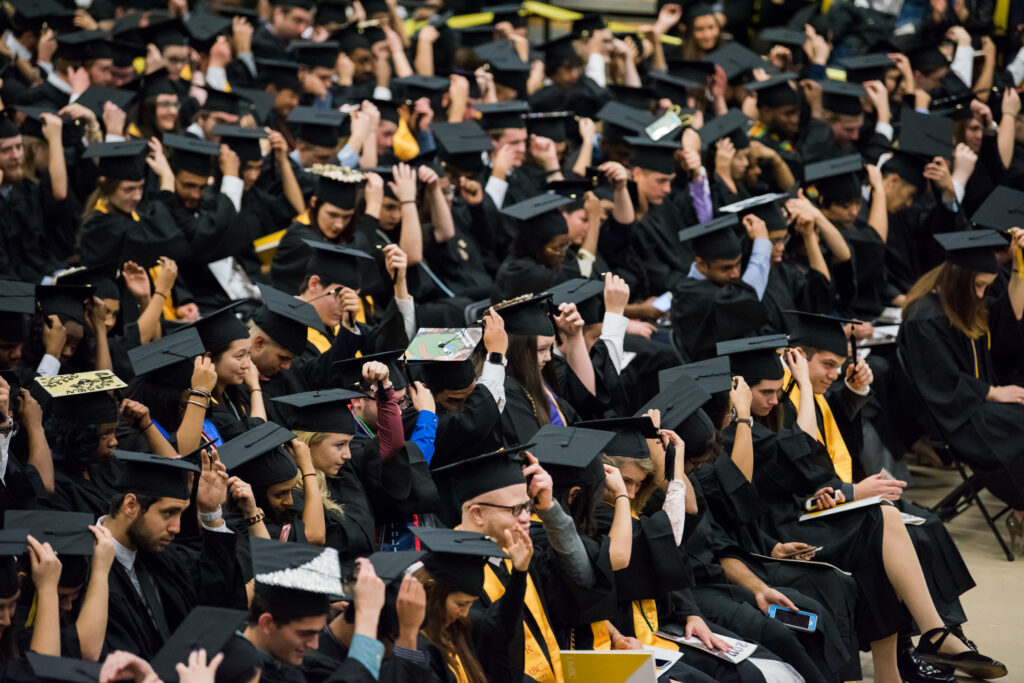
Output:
[{"xmin": 768, "ymin": 605, "xmax": 818, "ymax": 632}]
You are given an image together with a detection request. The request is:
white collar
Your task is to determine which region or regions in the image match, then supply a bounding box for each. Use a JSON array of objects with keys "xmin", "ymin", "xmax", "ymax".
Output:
[
  {"xmin": 46, "ymin": 70, "xmax": 73, "ymax": 96},
  {"xmin": 185, "ymin": 122, "xmax": 206, "ymax": 140},
  {"xmin": 4, "ymin": 33, "xmax": 31, "ymax": 62}
]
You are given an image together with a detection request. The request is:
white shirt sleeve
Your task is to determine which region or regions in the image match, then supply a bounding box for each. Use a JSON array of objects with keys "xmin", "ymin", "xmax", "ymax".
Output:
[
  {"xmin": 844, "ymin": 379, "xmax": 871, "ymax": 397},
  {"xmin": 950, "ymin": 45, "xmax": 974, "ymax": 88},
  {"xmin": 484, "ymin": 175, "xmax": 509, "ymax": 208},
  {"xmin": 220, "ymin": 174, "xmax": 244, "ymax": 212},
  {"xmin": 394, "ymin": 296, "xmax": 416, "ymax": 341},
  {"xmin": 36, "ymin": 354, "xmax": 61, "ymax": 378},
  {"xmin": 599, "ymin": 312, "xmax": 628, "ymax": 374},
  {"xmin": 585, "ymin": 52, "xmax": 606, "ymax": 87},
  {"xmin": 37, "ymin": 61, "xmax": 53, "ymax": 76},
  {"xmin": 201, "ymin": 520, "xmax": 234, "ymax": 534},
  {"xmin": 105, "ymin": 134, "xmax": 126, "ymax": 142},
  {"xmin": 0, "ymin": 418, "xmax": 12, "ymax": 484},
  {"xmin": 237, "ymin": 51, "xmax": 257, "ymax": 78},
  {"xmin": 373, "ymin": 86, "xmax": 393, "ymax": 101},
  {"xmin": 874, "ymin": 121, "xmax": 893, "ymax": 141},
  {"xmin": 576, "ymin": 248, "xmax": 596, "ymax": 278},
  {"xmin": 205, "ymin": 66, "xmax": 229, "ymax": 91},
  {"xmin": 1008, "ymin": 49, "xmax": 1024, "ymax": 87},
  {"xmin": 477, "ymin": 361, "xmax": 506, "ymax": 413}
]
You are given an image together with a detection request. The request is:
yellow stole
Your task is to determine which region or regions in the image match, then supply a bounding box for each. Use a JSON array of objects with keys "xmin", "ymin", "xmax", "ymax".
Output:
[
  {"xmin": 448, "ymin": 653, "xmax": 470, "ymax": 683},
  {"xmin": 307, "ymin": 326, "xmax": 336, "ymax": 354},
  {"xmin": 483, "ymin": 559, "xmax": 563, "ymax": 683},
  {"xmin": 783, "ymin": 369, "xmax": 853, "ymax": 483},
  {"xmin": 631, "ymin": 600, "xmax": 680, "ymax": 651}
]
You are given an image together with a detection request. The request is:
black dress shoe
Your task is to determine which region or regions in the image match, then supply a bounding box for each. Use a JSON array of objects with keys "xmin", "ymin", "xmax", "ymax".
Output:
[
  {"xmin": 897, "ymin": 635, "xmax": 955, "ymax": 682},
  {"xmin": 917, "ymin": 627, "xmax": 1008, "ymax": 680}
]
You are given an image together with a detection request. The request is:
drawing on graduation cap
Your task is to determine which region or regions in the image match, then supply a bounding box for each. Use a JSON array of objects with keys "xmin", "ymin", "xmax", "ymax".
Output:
[
  {"xmin": 35, "ymin": 370, "xmax": 126, "ymax": 397},
  {"xmin": 405, "ymin": 327, "xmax": 483, "ymax": 361}
]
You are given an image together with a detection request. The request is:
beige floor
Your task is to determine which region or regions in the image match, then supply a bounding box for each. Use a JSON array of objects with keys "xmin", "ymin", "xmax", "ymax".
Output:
[{"xmin": 856, "ymin": 464, "xmax": 1021, "ymax": 682}]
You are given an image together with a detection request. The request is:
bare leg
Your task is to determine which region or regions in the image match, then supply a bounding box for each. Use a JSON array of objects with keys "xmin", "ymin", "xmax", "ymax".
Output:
[{"xmin": 870, "ymin": 634, "xmax": 901, "ymax": 683}]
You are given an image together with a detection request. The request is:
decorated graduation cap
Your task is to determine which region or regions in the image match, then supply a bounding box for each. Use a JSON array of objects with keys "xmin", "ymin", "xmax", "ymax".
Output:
[
  {"xmin": 82, "ymin": 140, "xmax": 148, "ymax": 180},
  {"xmin": 971, "ymin": 186, "xmax": 1024, "ymax": 232},
  {"xmin": 818, "ymin": 79, "xmax": 865, "ymax": 117},
  {"xmin": 716, "ymin": 334, "xmax": 788, "ymax": 382},
  {"xmin": 746, "ymin": 73, "xmax": 799, "ymax": 109},
  {"xmin": 839, "ymin": 53, "xmax": 894, "ymax": 83},
  {"xmin": 677, "ymin": 213, "xmax": 743, "ymax": 260},
  {"xmin": 5, "ymin": 510, "xmax": 94, "ymax": 588},
  {"xmin": 626, "ymin": 135, "xmax": 678, "ymax": 175},
  {"xmin": 42, "ymin": 372, "xmax": 122, "ymax": 425},
  {"xmin": 271, "ymin": 389, "xmax": 363, "ymax": 434},
  {"xmin": 163, "ymin": 132, "xmax": 219, "ymax": 177},
  {"xmin": 898, "ymin": 110, "xmax": 954, "ymax": 159},
  {"xmin": 698, "ymin": 108, "xmax": 750, "ymax": 151},
  {"xmin": 475, "ymin": 101, "xmax": 528, "ymax": 130},
  {"xmin": 303, "ymin": 239, "xmax": 375, "ymax": 290},
  {"xmin": 648, "ymin": 71, "xmax": 702, "ymax": 106},
  {"xmin": 150, "ymin": 606, "xmax": 249, "ymax": 683},
  {"xmin": 212, "ymin": 124, "xmax": 266, "ymax": 162},
  {"xmin": 253, "ymin": 283, "xmax": 326, "ymax": 356},
  {"xmin": 633, "ymin": 373, "xmax": 714, "ymax": 443},
  {"xmin": 129, "ymin": 327, "xmax": 205, "ymax": 388},
  {"xmin": 309, "ymin": 164, "xmax": 365, "ymax": 209},
  {"xmin": 784, "ymin": 310, "xmax": 858, "ymax": 357},
  {"xmin": 55, "ymin": 262, "xmax": 119, "ymax": 300},
  {"xmin": 492, "ymin": 292, "xmax": 556, "ymax": 336},
  {"xmin": 721, "ymin": 192, "xmax": 789, "ymax": 233},
  {"xmin": 803, "ymin": 154, "xmax": 864, "ymax": 206},
  {"xmin": 575, "ymin": 415, "xmax": 658, "ymax": 459},
  {"xmin": 412, "ymin": 527, "xmax": 508, "ymax": 596},
  {"xmin": 405, "ymin": 327, "xmax": 482, "ymax": 393},
  {"xmin": 288, "ymin": 106, "xmax": 345, "ymax": 148},
  {"xmin": 26, "ymin": 652, "xmax": 103, "ymax": 683},
  {"xmin": 218, "ymin": 421, "xmax": 299, "ymax": 487},
  {"xmin": 660, "ymin": 356, "xmax": 733, "ymax": 394},
  {"xmin": 178, "ymin": 301, "xmax": 248, "ymax": 352},
  {"xmin": 596, "ymin": 101, "xmax": 656, "ymax": 143},
  {"xmin": 113, "ymin": 450, "xmax": 200, "ymax": 499},
  {"xmin": 256, "ymin": 58, "xmax": 303, "ymax": 93},
  {"xmin": 933, "ymin": 230, "xmax": 1008, "ymax": 274},
  {"xmin": 290, "ymin": 40, "xmax": 342, "ymax": 69},
  {"xmin": 704, "ymin": 42, "xmax": 763, "ymax": 83},
  {"xmin": 433, "ymin": 121, "xmax": 493, "ymax": 174},
  {"xmin": 251, "ymin": 538, "xmax": 343, "ymax": 617},
  {"xmin": 331, "ymin": 349, "xmax": 408, "ymax": 393},
  {"xmin": 528, "ymin": 424, "xmax": 614, "ymax": 486},
  {"xmin": 431, "ymin": 443, "xmax": 532, "ymax": 504},
  {"xmin": 502, "ymin": 192, "xmax": 572, "ymax": 243},
  {"xmin": 0, "ymin": 279, "xmax": 35, "ymax": 343},
  {"xmin": 35, "ymin": 284, "xmax": 91, "ymax": 325}
]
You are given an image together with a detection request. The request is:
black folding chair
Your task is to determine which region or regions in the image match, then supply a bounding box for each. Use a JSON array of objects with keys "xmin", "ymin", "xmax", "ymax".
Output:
[{"xmin": 895, "ymin": 347, "xmax": 1015, "ymax": 561}]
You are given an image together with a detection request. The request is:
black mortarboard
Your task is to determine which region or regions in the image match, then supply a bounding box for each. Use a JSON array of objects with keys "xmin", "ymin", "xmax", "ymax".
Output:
[
  {"xmin": 455, "ymin": 25, "xmax": 500, "ymax": 50},
  {"xmin": 218, "ymin": 421, "xmax": 299, "ymax": 487},
  {"xmin": 547, "ymin": 277, "xmax": 604, "ymax": 325},
  {"xmin": 803, "ymin": 154, "xmax": 863, "ymax": 206},
  {"xmin": 906, "ymin": 39, "xmax": 949, "ymax": 73},
  {"xmin": 129, "ymin": 328, "xmax": 204, "ymax": 387},
  {"xmin": 184, "ymin": 12, "xmax": 233, "ymax": 52},
  {"xmin": 527, "ymin": 424, "xmax": 613, "ymax": 486},
  {"xmin": 14, "ymin": 106, "xmax": 80, "ymax": 147},
  {"xmin": 716, "ymin": 334, "xmax": 788, "ymax": 381},
  {"xmin": 48, "ymin": 389, "xmax": 120, "ymax": 425},
  {"xmin": 784, "ymin": 310, "xmax": 857, "ymax": 357},
  {"xmin": 661, "ymin": 356, "xmax": 733, "ymax": 394},
  {"xmin": 0, "ymin": 280, "xmax": 33, "ymax": 343},
  {"xmin": 493, "ymin": 292, "xmax": 556, "ymax": 336},
  {"xmin": 539, "ymin": 34, "xmax": 580, "ymax": 69},
  {"xmin": 626, "ymin": 135, "xmax": 678, "ymax": 175},
  {"xmin": 545, "ymin": 177, "xmax": 601, "ymax": 200},
  {"xmin": 931, "ymin": 88, "xmax": 976, "ymax": 121},
  {"xmin": 35, "ymin": 284, "xmax": 91, "ymax": 325},
  {"xmin": 151, "ymin": 607, "xmax": 249, "ymax": 683},
  {"xmin": 113, "ymin": 450, "xmax": 199, "ymax": 499},
  {"xmin": 253, "ymin": 284, "xmax": 326, "ymax": 356},
  {"xmin": 4, "ymin": 0, "xmax": 74, "ymax": 31},
  {"xmin": 721, "ymin": 192, "xmax": 789, "ymax": 233},
  {"xmin": 287, "ymin": 106, "xmax": 345, "ymax": 148},
  {"xmin": 572, "ymin": 12, "xmax": 606, "ymax": 39},
  {"xmin": 213, "ymin": 124, "xmax": 266, "ymax": 162},
  {"xmin": 290, "ymin": 40, "xmax": 342, "ymax": 69},
  {"xmin": 898, "ymin": 111, "xmax": 953, "ymax": 159},
  {"xmin": 82, "ymin": 140, "xmax": 148, "ymax": 180},
  {"xmin": 251, "ymin": 539, "xmax": 342, "ymax": 617},
  {"xmin": 474, "ymin": 40, "xmax": 530, "ymax": 91},
  {"xmin": 109, "ymin": 40, "xmax": 147, "ymax": 68},
  {"xmin": 475, "ymin": 101, "xmax": 528, "ymax": 130},
  {"xmin": 882, "ymin": 150, "xmax": 926, "ymax": 191},
  {"xmin": 257, "ymin": 58, "xmax": 302, "ymax": 93},
  {"xmin": 405, "ymin": 327, "xmax": 482, "ymax": 393},
  {"xmin": 303, "ymin": 239, "xmax": 375, "ymax": 290},
  {"xmin": 232, "ymin": 86, "xmax": 275, "ymax": 125},
  {"xmin": 575, "ymin": 416, "xmax": 657, "ymax": 458},
  {"xmin": 682, "ymin": 1, "xmax": 715, "ymax": 23},
  {"xmin": 163, "ymin": 132, "xmax": 218, "ymax": 177},
  {"xmin": 75, "ymin": 85, "xmax": 138, "ymax": 120},
  {"xmin": 971, "ymin": 186, "xmax": 1024, "ymax": 232},
  {"xmin": 607, "ymin": 84, "xmax": 658, "ymax": 111},
  {"xmin": 201, "ymin": 86, "xmax": 250, "ymax": 116},
  {"xmin": 502, "ymin": 192, "xmax": 571, "ymax": 242},
  {"xmin": 271, "ymin": 389, "xmax": 363, "ymax": 433},
  {"xmin": 412, "ymin": 527, "xmax": 508, "ymax": 596},
  {"xmin": 54, "ymin": 263, "xmax": 119, "ymax": 300},
  {"xmin": 433, "ymin": 121, "xmax": 492, "ymax": 174},
  {"xmin": 840, "ymin": 53, "xmax": 894, "ymax": 83},
  {"xmin": 747, "ymin": 74, "xmax": 800, "ymax": 109},
  {"xmin": 595, "ymin": 101, "xmax": 655, "ymax": 142},
  {"xmin": 667, "ymin": 58, "xmax": 716, "ymax": 83},
  {"xmin": 315, "ymin": 0, "xmax": 349, "ymax": 26},
  {"xmin": 371, "ymin": 98, "xmax": 400, "ymax": 126},
  {"xmin": 331, "ymin": 349, "xmax": 408, "ymax": 392},
  {"xmin": 525, "ymin": 111, "xmax": 570, "ymax": 143},
  {"xmin": 704, "ymin": 42, "xmax": 763, "ymax": 83},
  {"xmin": 635, "ymin": 374, "xmax": 715, "ymax": 444},
  {"xmin": 5, "ymin": 510, "xmax": 93, "ymax": 588},
  {"xmin": 698, "ymin": 108, "xmax": 750, "ymax": 151},
  {"xmin": 392, "ymin": 74, "xmax": 450, "ymax": 110},
  {"xmin": 0, "ymin": 113, "xmax": 17, "ymax": 140},
  {"xmin": 332, "ymin": 24, "xmax": 371, "ymax": 54},
  {"xmin": 677, "ymin": 213, "xmax": 742, "ymax": 259},
  {"xmin": 933, "ymin": 230, "xmax": 1008, "ymax": 274},
  {"xmin": 431, "ymin": 443, "xmax": 531, "ymax": 503},
  {"xmin": 26, "ymin": 652, "xmax": 103, "ymax": 683},
  {"xmin": 367, "ymin": 550, "xmax": 425, "ymax": 587},
  {"xmin": 57, "ymin": 31, "xmax": 113, "ymax": 62},
  {"xmin": 760, "ymin": 27, "xmax": 808, "ymax": 49},
  {"xmin": 648, "ymin": 71, "xmax": 702, "ymax": 105},
  {"xmin": 147, "ymin": 15, "xmax": 189, "ymax": 49},
  {"xmin": 179, "ymin": 301, "xmax": 248, "ymax": 352},
  {"xmin": 818, "ymin": 78, "xmax": 865, "ymax": 116}
]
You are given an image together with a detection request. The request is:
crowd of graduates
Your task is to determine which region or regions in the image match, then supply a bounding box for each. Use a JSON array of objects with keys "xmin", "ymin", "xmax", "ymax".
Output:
[{"xmin": 1, "ymin": 0, "xmax": 1024, "ymax": 680}]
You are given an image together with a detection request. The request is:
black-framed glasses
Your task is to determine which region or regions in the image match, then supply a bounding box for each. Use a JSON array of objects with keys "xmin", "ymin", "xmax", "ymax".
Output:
[{"xmin": 473, "ymin": 500, "xmax": 534, "ymax": 516}]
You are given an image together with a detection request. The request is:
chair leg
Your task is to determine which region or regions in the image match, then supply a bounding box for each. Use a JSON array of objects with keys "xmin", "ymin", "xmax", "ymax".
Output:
[{"xmin": 958, "ymin": 467, "xmax": 1016, "ymax": 562}]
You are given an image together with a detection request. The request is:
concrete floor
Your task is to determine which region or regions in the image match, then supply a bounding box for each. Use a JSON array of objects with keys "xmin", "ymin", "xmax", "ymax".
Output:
[{"xmin": 856, "ymin": 464, "xmax": 1020, "ymax": 682}]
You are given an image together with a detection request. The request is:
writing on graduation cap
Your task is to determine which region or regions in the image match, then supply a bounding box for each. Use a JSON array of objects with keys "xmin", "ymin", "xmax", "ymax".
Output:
[{"xmin": 35, "ymin": 370, "xmax": 126, "ymax": 397}]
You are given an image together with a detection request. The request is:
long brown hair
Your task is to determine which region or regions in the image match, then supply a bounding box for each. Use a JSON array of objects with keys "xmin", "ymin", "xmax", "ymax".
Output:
[
  {"xmin": 903, "ymin": 262, "xmax": 989, "ymax": 339},
  {"xmin": 413, "ymin": 567, "xmax": 487, "ymax": 683},
  {"xmin": 602, "ymin": 454, "xmax": 658, "ymax": 513},
  {"xmin": 506, "ymin": 333, "xmax": 559, "ymax": 427},
  {"xmin": 80, "ymin": 177, "xmax": 127, "ymax": 224}
]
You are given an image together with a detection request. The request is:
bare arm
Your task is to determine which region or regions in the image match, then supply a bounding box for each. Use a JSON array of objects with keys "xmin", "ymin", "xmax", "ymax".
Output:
[
  {"xmin": 76, "ymin": 527, "xmax": 114, "ymax": 661},
  {"xmin": 728, "ymin": 378, "xmax": 754, "ymax": 481},
  {"xmin": 292, "ymin": 441, "xmax": 326, "ymax": 545},
  {"xmin": 42, "ymin": 114, "xmax": 68, "ymax": 200},
  {"xmin": 783, "ymin": 349, "xmax": 818, "ymax": 438},
  {"xmin": 270, "ymin": 131, "xmax": 305, "ymax": 215},
  {"xmin": 17, "ymin": 390, "xmax": 53, "ymax": 495},
  {"xmin": 556, "ymin": 304, "xmax": 596, "ymax": 396},
  {"xmin": 603, "ymin": 465, "xmax": 633, "ymax": 571},
  {"xmin": 390, "ymin": 163, "xmax": 423, "ymax": 264},
  {"xmin": 998, "ymin": 88, "xmax": 1020, "ymax": 170}
]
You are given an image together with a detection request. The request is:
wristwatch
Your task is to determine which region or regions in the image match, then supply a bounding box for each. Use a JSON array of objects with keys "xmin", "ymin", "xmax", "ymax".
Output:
[
  {"xmin": 487, "ymin": 352, "xmax": 507, "ymax": 367},
  {"xmin": 732, "ymin": 413, "xmax": 754, "ymax": 428}
]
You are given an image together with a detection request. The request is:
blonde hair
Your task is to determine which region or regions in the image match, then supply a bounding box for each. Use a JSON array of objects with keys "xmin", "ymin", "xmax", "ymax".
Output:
[
  {"xmin": 292, "ymin": 430, "xmax": 344, "ymax": 517},
  {"xmin": 601, "ymin": 454, "xmax": 658, "ymax": 513}
]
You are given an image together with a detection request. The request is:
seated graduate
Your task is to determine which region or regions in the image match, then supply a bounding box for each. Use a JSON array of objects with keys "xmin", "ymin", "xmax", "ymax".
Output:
[
  {"xmin": 23, "ymin": 286, "xmax": 105, "ymax": 380},
  {"xmin": 898, "ymin": 226, "xmax": 1024, "ymax": 551},
  {"xmin": 0, "ymin": 532, "xmax": 63, "ymax": 680}
]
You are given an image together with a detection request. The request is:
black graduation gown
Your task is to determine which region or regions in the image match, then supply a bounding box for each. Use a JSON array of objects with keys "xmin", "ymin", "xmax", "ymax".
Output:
[
  {"xmin": 491, "ymin": 254, "xmax": 582, "ymax": 302},
  {"xmin": 634, "ymin": 200, "xmax": 696, "ymax": 297},
  {"xmin": 45, "ymin": 459, "xmax": 121, "ymax": 517},
  {"xmin": 452, "ymin": 192, "xmax": 514, "ymax": 278},
  {"xmin": 79, "ymin": 200, "xmax": 192, "ymax": 267},
  {"xmin": 499, "ymin": 375, "xmax": 579, "ymax": 445},
  {"xmin": 0, "ymin": 178, "xmax": 75, "ymax": 281},
  {"xmin": 670, "ymin": 277, "xmax": 768, "ymax": 362},
  {"xmin": 834, "ymin": 222, "xmax": 898, "ymax": 319},
  {"xmin": 252, "ymin": 647, "xmax": 307, "ymax": 683},
  {"xmin": 207, "ymin": 385, "xmax": 265, "ymax": 442},
  {"xmin": 252, "ymin": 25, "xmax": 291, "ymax": 60},
  {"xmin": 898, "ymin": 290, "xmax": 1024, "ymax": 508},
  {"xmin": 762, "ymin": 261, "xmax": 834, "ymax": 334},
  {"xmin": 884, "ymin": 197, "xmax": 953, "ymax": 294},
  {"xmin": 427, "ymin": 204, "xmax": 493, "ymax": 300}
]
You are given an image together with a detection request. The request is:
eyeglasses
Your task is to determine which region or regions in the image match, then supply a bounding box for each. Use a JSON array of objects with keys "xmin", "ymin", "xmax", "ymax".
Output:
[
  {"xmin": 164, "ymin": 55, "xmax": 188, "ymax": 65},
  {"xmin": 473, "ymin": 500, "xmax": 533, "ymax": 516},
  {"xmin": 155, "ymin": 100, "xmax": 180, "ymax": 109},
  {"xmin": 770, "ymin": 233, "xmax": 791, "ymax": 246},
  {"xmin": 544, "ymin": 243, "xmax": 571, "ymax": 255}
]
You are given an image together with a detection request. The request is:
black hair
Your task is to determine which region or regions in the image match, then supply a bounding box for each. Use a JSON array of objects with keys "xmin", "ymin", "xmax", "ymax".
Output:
[
  {"xmin": 108, "ymin": 492, "xmax": 161, "ymax": 517},
  {"xmin": 124, "ymin": 376, "xmax": 186, "ymax": 433},
  {"xmin": 44, "ymin": 418, "xmax": 101, "ymax": 474},
  {"xmin": 554, "ymin": 478, "xmax": 604, "ymax": 537}
]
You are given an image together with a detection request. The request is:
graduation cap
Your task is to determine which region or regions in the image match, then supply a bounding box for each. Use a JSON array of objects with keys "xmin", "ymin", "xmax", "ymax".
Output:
[
  {"xmin": 251, "ymin": 538, "xmax": 342, "ymax": 617},
  {"xmin": 595, "ymin": 101, "xmax": 656, "ymax": 143},
  {"xmin": 270, "ymin": 389, "xmax": 363, "ymax": 433},
  {"xmin": 201, "ymin": 86, "xmax": 251, "ymax": 116},
  {"xmin": 303, "ymin": 239, "xmax": 375, "ymax": 290},
  {"xmin": 213, "ymin": 124, "xmax": 267, "ymax": 163},
  {"xmin": 698, "ymin": 108, "xmax": 751, "ymax": 151},
  {"xmin": 474, "ymin": 40, "xmax": 530, "ymax": 92},
  {"xmin": 527, "ymin": 424, "xmax": 613, "ymax": 486},
  {"xmin": 184, "ymin": 12, "xmax": 233, "ymax": 52},
  {"xmin": 667, "ymin": 58, "xmax": 717, "ymax": 84},
  {"xmin": 634, "ymin": 373, "xmax": 714, "ymax": 443},
  {"xmin": 310, "ymin": 164, "xmax": 366, "ymax": 209},
  {"xmin": 256, "ymin": 58, "xmax": 303, "ymax": 92},
  {"xmin": 818, "ymin": 79, "xmax": 865, "ymax": 116},
  {"xmin": 109, "ymin": 40, "xmax": 147, "ymax": 68},
  {"xmin": 839, "ymin": 53, "xmax": 894, "ymax": 83},
  {"xmin": 150, "ymin": 606, "xmax": 249, "ymax": 683},
  {"xmin": 332, "ymin": 24, "xmax": 372, "ymax": 54},
  {"xmin": 647, "ymin": 71, "xmax": 702, "ymax": 106},
  {"xmin": 178, "ymin": 301, "xmax": 249, "ymax": 352},
  {"xmin": 75, "ymin": 85, "xmax": 138, "ymax": 120},
  {"xmin": 545, "ymin": 177, "xmax": 601, "ymax": 200},
  {"xmin": 475, "ymin": 101, "xmax": 528, "ymax": 130},
  {"xmin": 931, "ymin": 88, "xmax": 976, "ymax": 121},
  {"xmin": 720, "ymin": 192, "xmax": 789, "ymax": 233},
  {"xmin": 760, "ymin": 27, "xmax": 808, "ymax": 50},
  {"xmin": 36, "ymin": 284, "xmax": 91, "ymax": 325},
  {"xmin": 113, "ymin": 450, "xmax": 200, "ymax": 499},
  {"xmin": 82, "ymin": 140, "xmax": 148, "ymax": 180},
  {"xmin": 367, "ymin": 550, "xmax": 425, "ymax": 587},
  {"xmin": 606, "ymin": 84, "xmax": 658, "ymax": 112},
  {"xmin": 412, "ymin": 527, "xmax": 508, "ymax": 596},
  {"xmin": 252, "ymin": 284, "xmax": 326, "ymax": 356},
  {"xmin": 746, "ymin": 73, "xmax": 800, "ymax": 109},
  {"xmin": 54, "ymin": 263, "xmax": 119, "ymax": 300},
  {"xmin": 704, "ymin": 42, "xmax": 763, "ymax": 84},
  {"xmin": 572, "ymin": 12, "xmax": 606, "ymax": 39},
  {"xmin": 433, "ymin": 121, "xmax": 493, "ymax": 174},
  {"xmin": 331, "ymin": 349, "xmax": 408, "ymax": 393},
  {"xmin": 0, "ymin": 113, "xmax": 16, "ymax": 140},
  {"xmin": 906, "ymin": 38, "xmax": 949, "ymax": 73},
  {"xmin": 524, "ymin": 111, "xmax": 571, "ymax": 143},
  {"xmin": 56, "ymin": 31, "xmax": 113, "ymax": 62},
  {"xmin": 290, "ymin": 40, "xmax": 342, "ymax": 69},
  {"xmin": 539, "ymin": 34, "xmax": 581, "ymax": 70},
  {"xmin": 431, "ymin": 443, "xmax": 531, "ymax": 504},
  {"xmin": 970, "ymin": 186, "xmax": 1024, "ymax": 232},
  {"xmin": 501, "ymin": 192, "xmax": 572, "ymax": 243},
  {"xmin": 547, "ymin": 277, "xmax": 605, "ymax": 325},
  {"xmin": 315, "ymin": 0, "xmax": 350, "ymax": 25},
  {"xmin": 0, "ymin": 280, "xmax": 35, "ymax": 343},
  {"xmin": 659, "ymin": 356, "xmax": 733, "ymax": 394},
  {"xmin": 574, "ymin": 416, "xmax": 658, "ymax": 458},
  {"xmin": 231, "ymin": 86, "xmax": 276, "ymax": 125},
  {"xmin": 404, "ymin": 327, "xmax": 482, "ymax": 393},
  {"xmin": 218, "ymin": 421, "xmax": 299, "ymax": 487},
  {"xmin": 5, "ymin": 510, "xmax": 94, "ymax": 587},
  {"xmin": 42, "ymin": 371, "xmax": 122, "ymax": 424},
  {"xmin": 392, "ymin": 74, "xmax": 450, "ymax": 110},
  {"xmin": 129, "ymin": 327, "xmax": 205, "ymax": 388},
  {"xmin": 163, "ymin": 132, "xmax": 219, "ymax": 177},
  {"xmin": 26, "ymin": 652, "xmax": 103, "ymax": 683},
  {"xmin": 492, "ymin": 292, "xmax": 556, "ymax": 336},
  {"xmin": 803, "ymin": 154, "xmax": 863, "ymax": 206},
  {"xmin": 881, "ymin": 149, "xmax": 926, "ymax": 191},
  {"xmin": 677, "ymin": 213, "xmax": 742, "ymax": 260},
  {"xmin": 287, "ymin": 106, "xmax": 346, "ymax": 148},
  {"xmin": 933, "ymin": 230, "xmax": 1008, "ymax": 274},
  {"xmin": 716, "ymin": 334, "xmax": 788, "ymax": 382},
  {"xmin": 626, "ymin": 135, "xmax": 678, "ymax": 175},
  {"xmin": 784, "ymin": 310, "xmax": 858, "ymax": 357},
  {"xmin": 898, "ymin": 110, "xmax": 954, "ymax": 159},
  {"xmin": 3, "ymin": 0, "xmax": 75, "ymax": 31},
  {"xmin": 14, "ymin": 106, "xmax": 81, "ymax": 147}
]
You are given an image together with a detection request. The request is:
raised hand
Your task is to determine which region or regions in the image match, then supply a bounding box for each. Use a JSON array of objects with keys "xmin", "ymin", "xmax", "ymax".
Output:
[{"xmin": 504, "ymin": 525, "xmax": 534, "ymax": 572}]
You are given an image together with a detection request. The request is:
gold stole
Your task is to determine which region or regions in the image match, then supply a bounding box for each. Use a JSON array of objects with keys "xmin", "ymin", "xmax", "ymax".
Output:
[
  {"xmin": 483, "ymin": 559, "xmax": 563, "ymax": 683},
  {"xmin": 631, "ymin": 600, "xmax": 680, "ymax": 651},
  {"xmin": 448, "ymin": 653, "xmax": 470, "ymax": 683},
  {"xmin": 307, "ymin": 326, "xmax": 335, "ymax": 354},
  {"xmin": 783, "ymin": 369, "xmax": 853, "ymax": 483}
]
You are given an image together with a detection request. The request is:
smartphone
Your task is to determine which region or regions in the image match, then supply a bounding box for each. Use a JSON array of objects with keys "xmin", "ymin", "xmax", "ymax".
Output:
[
  {"xmin": 777, "ymin": 545, "xmax": 823, "ymax": 559},
  {"xmin": 652, "ymin": 291, "xmax": 673, "ymax": 312},
  {"xmin": 767, "ymin": 606, "xmax": 817, "ymax": 632}
]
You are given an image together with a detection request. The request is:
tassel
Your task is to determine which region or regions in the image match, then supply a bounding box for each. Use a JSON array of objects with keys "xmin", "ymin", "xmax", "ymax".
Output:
[
  {"xmin": 392, "ymin": 115, "xmax": 420, "ymax": 161},
  {"xmin": 1015, "ymin": 244, "xmax": 1024, "ymax": 278}
]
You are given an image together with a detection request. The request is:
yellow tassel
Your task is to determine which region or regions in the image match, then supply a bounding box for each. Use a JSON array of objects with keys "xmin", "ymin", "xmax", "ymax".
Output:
[
  {"xmin": 26, "ymin": 590, "xmax": 38, "ymax": 628},
  {"xmin": 1015, "ymin": 244, "xmax": 1024, "ymax": 278},
  {"xmin": 393, "ymin": 116, "xmax": 420, "ymax": 161}
]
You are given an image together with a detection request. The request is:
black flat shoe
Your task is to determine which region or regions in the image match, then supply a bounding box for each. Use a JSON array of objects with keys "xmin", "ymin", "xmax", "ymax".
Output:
[
  {"xmin": 897, "ymin": 635, "xmax": 954, "ymax": 682},
  {"xmin": 917, "ymin": 626, "xmax": 1008, "ymax": 680}
]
